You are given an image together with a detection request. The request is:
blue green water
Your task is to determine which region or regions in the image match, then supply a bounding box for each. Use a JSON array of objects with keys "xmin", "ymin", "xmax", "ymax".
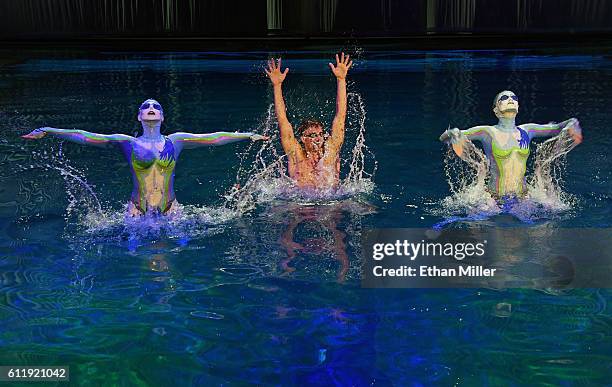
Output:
[{"xmin": 1, "ymin": 49, "xmax": 611, "ymax": 385}]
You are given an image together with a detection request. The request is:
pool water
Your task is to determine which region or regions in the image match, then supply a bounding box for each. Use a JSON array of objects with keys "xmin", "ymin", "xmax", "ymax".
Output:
[{"xmin": 1, "ymin": 49, "xmax": 611, "ymax": 385}]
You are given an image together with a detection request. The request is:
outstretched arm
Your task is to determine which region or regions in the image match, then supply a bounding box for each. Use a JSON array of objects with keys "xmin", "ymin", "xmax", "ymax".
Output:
[
  {"xmin": 522, "ymin": 118, "xmax": 582, "ymax": 144},
  {"xmin": 326, "ymin": 53, "xmax": 353, "ymax": 156},
  {"xmin": 22, "ymin": 127, "xmax": 133, "ymax": 148},
  {"xmin": 168, "ymin": 131, "xmax": 265, "ymax": 151},
  {"xmin": 439, "ymin": 126, "xmax": 491, "ymax": 157},
  {"xmin": 265, "ymin": 58, "xmax": 301, "ymax": 159}
]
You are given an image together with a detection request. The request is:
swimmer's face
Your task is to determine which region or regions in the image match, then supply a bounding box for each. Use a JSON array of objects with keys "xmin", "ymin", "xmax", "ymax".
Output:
[
  {"xmin": 138, "ymin": 99, "xmax": 164, "ymax": 123},
  {"xmin": 494, "ymin": 91, "xmax": 519, "ymax": 118},
  {"xmin": 300, "ymin": 125, "xmax": 326, "ymax": 153}
]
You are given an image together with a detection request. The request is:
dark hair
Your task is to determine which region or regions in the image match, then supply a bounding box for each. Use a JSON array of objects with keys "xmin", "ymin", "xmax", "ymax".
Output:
[{"xmin": 296, "ymin": 119, "xmax": 324, "ymax": 137}]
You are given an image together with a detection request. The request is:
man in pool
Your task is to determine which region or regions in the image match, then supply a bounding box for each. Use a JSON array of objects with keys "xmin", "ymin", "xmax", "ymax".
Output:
[
  {"xmin": 265, "ymin": 53, "xmax": 352, "ymax": 190},
  {"xmin": 22, "ymin": 99, "xmax": 266, "ymax": 216},
  {"xmin": 439, "ymin": 90, "xmax": 583, "ymax": 198}
]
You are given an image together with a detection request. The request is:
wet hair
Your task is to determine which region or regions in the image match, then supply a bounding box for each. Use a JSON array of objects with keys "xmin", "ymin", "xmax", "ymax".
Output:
[{"xmin": 296, "ymin": 119, "xmax": 324, "ymax": 137}]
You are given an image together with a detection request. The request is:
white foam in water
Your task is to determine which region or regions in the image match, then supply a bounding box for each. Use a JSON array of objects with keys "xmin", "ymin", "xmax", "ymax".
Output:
[
  {"xmin": 75, "ymin": 202, "xmax": 239, "ymax": 247},
  {"xmin": 526, "ymin": 131, "xmax": 578, "ymax": 208},
  {"xmin": 438, "ymin": 140, "xmax": 500, "ymax": 218},
  {"xmin": 437, "ymin": 129, "xmax": 579, "ymax": 223}
]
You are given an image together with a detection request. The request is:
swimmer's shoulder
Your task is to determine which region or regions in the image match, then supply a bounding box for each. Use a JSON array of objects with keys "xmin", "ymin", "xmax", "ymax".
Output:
[
  {"xmin": 475, "ymin": 125, "xmax": 496, "ymax": 132},
  {"xmin": 463, "ymin": 125, "xmax": 495, "ymax": 139}
]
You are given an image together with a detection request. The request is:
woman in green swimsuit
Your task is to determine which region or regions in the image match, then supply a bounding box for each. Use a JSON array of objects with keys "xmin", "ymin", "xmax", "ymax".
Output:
[
  {"xmin": 23, "ymin": 98, "xmax": 266, "ymax": 216},
  {"xmin": 439, "ymin": 90, "xmax": 583, "ymax": 198}
]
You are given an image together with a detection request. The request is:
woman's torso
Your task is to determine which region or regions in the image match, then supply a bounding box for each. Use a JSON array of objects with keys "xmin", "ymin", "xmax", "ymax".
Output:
[
  {"xmin": 128, "ymin": 136, "xmax": 177, "ymax": 213},
  {"xmin": 488, "ymin": 126, "xmax": 530, "ymax": 197}
]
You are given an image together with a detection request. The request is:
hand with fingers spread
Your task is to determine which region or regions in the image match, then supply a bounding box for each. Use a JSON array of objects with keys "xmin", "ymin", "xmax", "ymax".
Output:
[
  {"xmin": 21, "ymin": 127, "xmax": 48, "ymax": 140},
  {"xmin": 265, "ymin": 58, "xmax": 289, "ymax": 86},
  {"xmin": 329, "ymin": 52, "xmax": 353, "ymax": 80},
  {"xmin": 565, "ymin": 118, "xmax": 583, "ymax": 144}
]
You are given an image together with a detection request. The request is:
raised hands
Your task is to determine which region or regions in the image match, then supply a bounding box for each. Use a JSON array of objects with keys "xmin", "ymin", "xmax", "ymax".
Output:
[
  {"xmin": 329, "ymin": 52, "xmax": 353, "ymax": 80},
  {"xmin": 266, "ymin": 53, "xmax": 353, "ymax": 83},
  {"xmin": 265, "ymin": 58, "xmax": 289, "ymax": 86}
]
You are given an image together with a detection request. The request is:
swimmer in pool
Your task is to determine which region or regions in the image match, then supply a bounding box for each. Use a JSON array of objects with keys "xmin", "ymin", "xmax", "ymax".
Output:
[
  {"xmin": 265, "ymin": 53, "xmax": 352, "ymax": 190},
  {"xmin": 22, "ymin": 99, "xmax": 266, "ymax": 216},
  {"xmin": 439, "ymin": 90, "xmax": 583, "ymax": 198}
]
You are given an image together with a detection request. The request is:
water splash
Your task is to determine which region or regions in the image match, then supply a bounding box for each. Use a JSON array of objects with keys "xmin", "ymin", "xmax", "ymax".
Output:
[
  {"xmin": 17, "ymin": 143, "xmax": 103, "ymax": 224},
  {"xmin": 73, "ymin": 201, "xmax": 240, "ymax": 250},
  {"xmin": 436, "ymin": 129, "xmax": 579, "ymax": 225},
  {"xmin": 436, "ymin": 140, "xmax": 499, "ymax": 220},
  {"xmin": 526, "ymin": 130, "xmax": 578, "ymax": 208},
  {"xmin": 224, "ymin": 92, "xmax": 377, "ymax": 213}
]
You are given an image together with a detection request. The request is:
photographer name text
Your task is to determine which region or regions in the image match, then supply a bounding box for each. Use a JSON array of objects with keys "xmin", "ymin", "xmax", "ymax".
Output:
[{"xmin": 372, "ymin": 265, "xmax": 496, "ymax": 277}]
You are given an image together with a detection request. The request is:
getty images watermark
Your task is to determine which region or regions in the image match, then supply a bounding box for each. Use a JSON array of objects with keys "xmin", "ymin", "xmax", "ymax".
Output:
[
  {"xmin": 362, "ymin": 229, "xmax": 612, "ymax": 288},
  {"xmin": 372, "ymin": 238, "xmax": 494, "ymax": 278}
]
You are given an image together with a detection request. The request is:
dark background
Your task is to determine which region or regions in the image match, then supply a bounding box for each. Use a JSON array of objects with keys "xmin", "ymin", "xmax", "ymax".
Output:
[{"xmin": 1, "ymin": 0, "xmax": 611, "ymax": 40}]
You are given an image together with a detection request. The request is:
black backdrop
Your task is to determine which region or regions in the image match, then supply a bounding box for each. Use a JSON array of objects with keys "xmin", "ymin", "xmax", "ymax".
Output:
[{"xmin": 1, "ymin": 0, "xmax": 611, "ymax": 38}]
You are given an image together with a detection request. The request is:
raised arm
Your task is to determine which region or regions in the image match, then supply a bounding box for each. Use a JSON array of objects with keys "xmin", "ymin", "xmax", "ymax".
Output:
[
  {"xmin": 168, "ymin": 131, "xmax": 265, "ymax": 152},
  {"xmin": 326, "ymin": 53, "xmax": 353, "ymax": 155},
  {"xmin": 265, "ymin": 58, "xmax": 301, "ymax": 158},
  {"xmin": 439, "ymin": 125, "xmax": 491, "ymax": 157},
  {"xmin": 521, "ymin": 118, "xmax": 582, "ymax": 143},
  {"xmin": 22, "ymin": 127, "xmax": 133, "ymax": 148}
]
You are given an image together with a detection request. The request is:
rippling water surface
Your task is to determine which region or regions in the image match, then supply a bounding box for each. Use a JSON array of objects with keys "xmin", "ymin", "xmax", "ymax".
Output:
[{"xmin": 0, "ymin": 48, "xmax": 611, "ymax": 385}]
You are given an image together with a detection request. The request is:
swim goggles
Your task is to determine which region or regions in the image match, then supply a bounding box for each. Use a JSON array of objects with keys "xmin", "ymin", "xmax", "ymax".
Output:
[
  {"xmin": 498, "ymin": 95, "xmax": 518, "ymax": 103},
  {"xmin": 140, "ymin": 102, "xmax": 163, "ymax": 111},
  {"xmin": 303, "ymin": 133, "xmax": 324, "ymax": 138}
]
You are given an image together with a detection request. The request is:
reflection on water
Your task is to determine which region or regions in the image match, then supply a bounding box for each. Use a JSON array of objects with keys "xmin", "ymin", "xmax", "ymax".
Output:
[
  {"xmin": 0, "ymin": 50, "xmax": 611, "ymax": 384},
  {"xmin": 280, "ymin": 205, "xmax": 350, "ymax": 282},
  {"xmin": 278, "ymin": 203, "xmax": 374, "ymax": 283}
]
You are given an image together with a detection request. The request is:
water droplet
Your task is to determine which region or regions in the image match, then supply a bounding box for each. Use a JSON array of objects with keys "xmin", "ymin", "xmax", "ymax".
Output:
[{"xmin": 190, "ymin": 311, "xmax": 224, "ymax": 320}]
